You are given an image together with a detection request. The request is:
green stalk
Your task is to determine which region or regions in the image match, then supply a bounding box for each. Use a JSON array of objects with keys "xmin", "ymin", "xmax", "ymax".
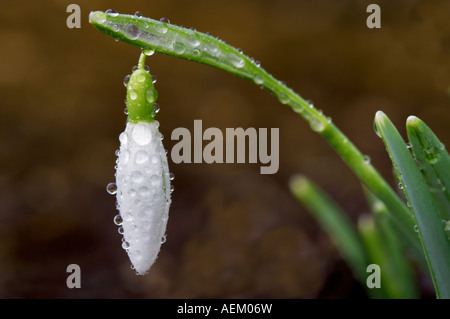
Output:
[{"xmin": 89, "ymin": 10, "xmax": 418, "ymax": 253}]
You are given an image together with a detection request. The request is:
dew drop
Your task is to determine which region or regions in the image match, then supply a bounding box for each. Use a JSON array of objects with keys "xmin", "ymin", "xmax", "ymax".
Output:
[
  {"xmin": 187, "ymin": 33, "xmax": 201, "ymax": 47},
  {"xmin": 154, "ymin": 103, "xmax": 160, "ymax": 113},
  {"xmin": 229, "ymin": 53, "xmax": 245, "ymax": 68},
  {"xmin": 278, "ymin": 93, "xmax": 289, "ymax": 104},
  {"xmin": 113, "ymin": 214, "xmax": 123, "ymax": 226},
  {"xmin": 309, "ymin": 119, "xmax": 324, "ymax": 132},
  {"xmin": 159, "ymin": 17, "xmax": 170, "ymax": 23},
  {"xmin": 122, "ymin": 241, "xmax": 130, "ymax": 250},
  {"xmin": 143, "ymin": 48, "xmax": 155, "ymax": 56},
  {"xmin": 254, "ymin": 75, "xmax": 264, "ymax": 85},
  {"xmin": 132, "ymin": 123, "xmax": 152, "ymax": 145},
  {"xmin": 170, "ymin": 185, "xmax": 175, "ymax": 193},
  {"xmin": 118, "ymin": 226, "xmax": 124, "ymax": 234},
  {"xmin": 146, "ymin": 88, "xmax": 156, "ymax": 103},
  {"xmin": 255, "ymin": 60, "xmax": 261, "ymax": 67},
  {"xmin": 169, "ymin": 172, "xmax": 175, "ymax": 180},
  {"xmin": 134, "ymin": 11, "xmax": 142, "ymax": 17},
  {"xmin": 406, "ymin": 143, "xmax": 412, "ymax": 149},
  {"xmin": 151, "ymin": 74, "xmax": 157, "ymax": 83},
  {"xmin": 174, "ymin": 42, "xmax": 186, "ymax": 54},
  {"xmin": 161, "ymin": 235, "xmax": 167, "ymax": 244},
  {"xmin": 112, "ymin": 24, "xmax": 119, "ymax": 32},
  {"xmin": 131, "ymin": 171, "xmax": 144, "ymax": 183},
  {"xmin": 124, "ymin": 107, "xmax": 128, "ymax": 115},
  {"xmin": 193, "ymin": 49, "xmax": 201, "ymax": 56},
  {"xmin": 106, "ymin": 183, "xmax": 117, "ymax": 195},
  {"xmin": 135, "ymin": 150, "xmax": 149, "ymax": 164},
  {"xmin": 129, "ymin": 89, "xmax": 137, "ymax": 100},
  {"xmin": 363, "ymin": 155, "xmax": 371, "ymax": 164},
  {"xmin": 96, "ymin": 12, "xmax": 107, "ymax": 24},
  {"xmin": 144, "ymin": 65, "xmax": 150, "ymax": 72},
  {"xmin": 398, "ymin": 182, "xmax": 404, "ymax": 190},
  {"xmin": 414, "ymin": 225, "xmax": 419, "ymax": 233},
  {"xmin": 150, "ymin": 174, "xmax": 160, "ymax": 185},
  {"xmin": 139, "ymin": 186, "xmax": 150, "ymax": 196},
  {"xmin": 115, "ymin": 149, "xmax": 120, "ymax": 157},
  {"xmin": 105, "ymin": 9, "xmax": 119, "ymax": 17},
  {"xmin": 136, "ymin": 74, "xmax": 146, "ymax": 83},
  {"xmin": 125, "ymin": 24, "xmax": 141, "ymax": 40},
  {"xmin": 123, "ymin": 74, "xmax": 131, "ymax": 87}
]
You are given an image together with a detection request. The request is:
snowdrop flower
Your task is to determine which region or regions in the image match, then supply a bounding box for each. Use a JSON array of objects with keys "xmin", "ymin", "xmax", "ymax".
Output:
[{"xmin": 108, "ymin": 52, "xmax": 171, "ymax": 275}]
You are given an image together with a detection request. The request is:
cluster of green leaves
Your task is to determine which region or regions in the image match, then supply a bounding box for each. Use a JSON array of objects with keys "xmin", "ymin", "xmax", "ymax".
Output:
[{"xmin": 90, "ymin": 11, "xmax": 450, "ymax": 298}]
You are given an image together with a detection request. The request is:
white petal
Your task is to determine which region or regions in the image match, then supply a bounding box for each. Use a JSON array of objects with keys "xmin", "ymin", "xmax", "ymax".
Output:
[{"xmin": 115, "ymin": 121, "xmax": 171, "ymax": 275}]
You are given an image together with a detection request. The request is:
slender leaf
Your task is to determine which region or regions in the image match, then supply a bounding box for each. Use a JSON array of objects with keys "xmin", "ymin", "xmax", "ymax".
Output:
[
  {"xmin": 363, "ymin": 190, "xmax": 420, "ymax": 298},
  {"xmin": 290, "ymin": 175, "xmax": 368, "ymax": 282},
  {"xmin": 374, "ymin": 111, "xmax": 450, "ymax": 298},
  {"xmin": 407, "ymin": 116, "xmax": 450, "ymax": 220}
]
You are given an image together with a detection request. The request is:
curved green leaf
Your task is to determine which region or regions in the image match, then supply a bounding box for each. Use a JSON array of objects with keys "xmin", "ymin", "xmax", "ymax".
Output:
[{"xmin": 374, "ymin": 111, "xmax": 450, "ymax": 298}]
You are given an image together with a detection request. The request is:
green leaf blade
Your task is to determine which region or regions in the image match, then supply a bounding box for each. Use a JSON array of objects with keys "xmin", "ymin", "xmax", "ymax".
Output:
[
  {"xmin": 374, "ymin": 111, "xmax": 450, "ymax": 298},
  {"xmin": 407, "ymin": 116, "xmax": 450, "ymax": 221},
  {"xmin": 290, "ymin": 175, "xmax": 368, "ymax": 283}
]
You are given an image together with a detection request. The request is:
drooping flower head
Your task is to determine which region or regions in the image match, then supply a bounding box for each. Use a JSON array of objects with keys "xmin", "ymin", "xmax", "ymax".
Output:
[{"xmin": 110, "ymin": 52, "xmax": 171, "ymax": 275}]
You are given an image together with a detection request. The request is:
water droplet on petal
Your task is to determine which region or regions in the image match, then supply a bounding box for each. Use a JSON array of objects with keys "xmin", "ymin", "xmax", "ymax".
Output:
[
  {"xmin": 161, "ymin": 235, "xmax": 167, "ymax": 244},
  {"xmin": 159, "ymin": 17, "xmax": 170, "ymax": 23},
  {"xmin": 124, "ymin": 107, "xmax": 128, "ymax": 115},
  {"xmin": 153, "ymin": 103, "xmax": 160, "ymax": 113},
  {"xmin": 119, "ymin": 132, "xmax": 128, "ymax": 144},
  {"xmin": 122, "ymin": 241, "xmax": 130, "ymax": 250},
  {"xmin": 151, "ymin": 74, "xmax": 157, "ymax": 83},
  {"xmin": 131, "ymin": 171, "xmax": 144, "ymax": 183},
  {"xmin": 135, "ymin": 150, "xmax": 149, "ymax": 164},
  {"xmin": 170, "ymin": 185, "xmax": 175, "ymax": 193},
  {"xmin": 118, "ymin": 226, "xmax": 124, "ymax": 234},
  {"xmin": 106, "ymin": 183, "xmax": 117, "ymax": 195},
  {"xmin": 114, "ymin": 214, "xmax": 123, "ymax": 226},
  {"xmin": 169, "ymin": 172, "xmax": 175, "ymax": 180},
  {"xmin": 131, "ymin": 123, "xmax": 152, "ymax": 145}
]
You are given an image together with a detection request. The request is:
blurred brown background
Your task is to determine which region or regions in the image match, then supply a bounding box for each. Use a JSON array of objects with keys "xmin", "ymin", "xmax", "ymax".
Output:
[{"xmin": 1, "ymin": 0, "xmax": 449, "ymax": 298}]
